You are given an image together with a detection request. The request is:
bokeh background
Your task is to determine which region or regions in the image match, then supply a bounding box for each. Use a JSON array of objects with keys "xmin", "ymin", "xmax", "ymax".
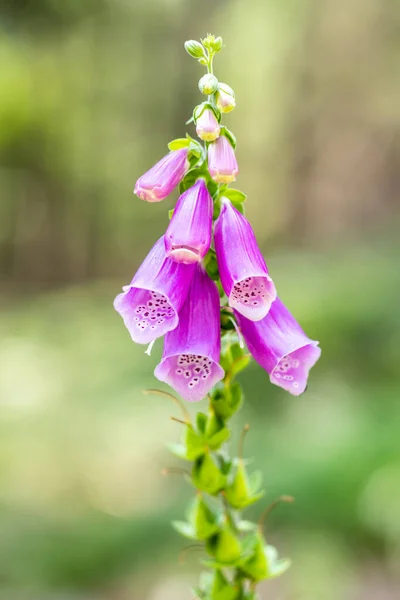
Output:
[{"xmin": 1, "ymin": 0, "xmax": 399, "ymax": 598}]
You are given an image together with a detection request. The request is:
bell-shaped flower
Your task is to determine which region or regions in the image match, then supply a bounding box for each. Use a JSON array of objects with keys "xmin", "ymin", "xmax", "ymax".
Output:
[
  {"xmin": 208, "ymin": 135, "xmax": 238, "ymax": 184},
  {"xmin": 216, "ymin": 83, "xmax": 236, "ymax": 113},
  {"xmin": 235, "ymin": 298, "xmax": 321, "ymax": 396},
  {"xmin": 154, "ymin": 265, "xmax": 224, "ymax": 401},
  {"xmin": 134, "ymin": 148, "xmax": 189, "ymax": 202},
  {"xmin": 195, "ymin": 107, "xmax": 220, "ymax": 142},
  {"xmin": 164, "ymin": 178, "xmax": 213, "ymax": 264},
  {"xmin": 114, "ymin": 237, "xmax": 195, "ymax": 344},
  {"xmin": 214, "ymin": 199, "xmax": 276, "ymax": 321}
]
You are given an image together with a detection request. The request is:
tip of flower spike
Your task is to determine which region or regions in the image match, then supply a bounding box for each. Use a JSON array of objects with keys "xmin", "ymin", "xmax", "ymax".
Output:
[{"xmin": 270, "ymin": 343, "xmax": 321, "ymax": 396}]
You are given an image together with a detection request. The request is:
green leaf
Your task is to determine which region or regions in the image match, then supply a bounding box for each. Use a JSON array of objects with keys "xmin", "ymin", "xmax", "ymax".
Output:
[
  {"xmin": 168, "ymin": 208, "xmax": 174, "ymax": 220},
  {"xmin": 223, "ymin": 188, "xmax": 247, "ymax": 203},
  {"xmin": 168, "ymin": 138, "xmax": 190, "ymax": 151}
]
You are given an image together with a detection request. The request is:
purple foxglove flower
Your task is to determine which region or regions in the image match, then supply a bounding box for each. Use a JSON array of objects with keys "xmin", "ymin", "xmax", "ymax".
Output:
[
  {"xmin": 196, "ymin": 108, "xmax": 220, "ymax": 142},
  {"xmin": 208, "ymin": 135, "xmax": 238, "ymax": 184},
  {"xmin": 235, "ymin": 298, "xmax": 321, "ymax": 396},
  {"xmin": 134, "ymin": 148, "xmax": 189, "ymax": 202},
  {"xmin": 154, "ymin": 265, "xmax": 224, "ymax": 402},
  {"xmin": 214, "ymin": 199, "xmax": 276, "ymax": 321},
  {"xmin": 164, "ymin": 178, "xmax": 213, "ymax": 264},
  {"xmin": 114, "ymin": 237, "xmax": 195, "ymax": 344}
]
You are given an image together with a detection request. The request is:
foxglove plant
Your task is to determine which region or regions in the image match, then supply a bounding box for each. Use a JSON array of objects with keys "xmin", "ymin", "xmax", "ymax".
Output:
[{"xmin": 114, "ymin": 34, "xmax": 321, "ymax": 599}]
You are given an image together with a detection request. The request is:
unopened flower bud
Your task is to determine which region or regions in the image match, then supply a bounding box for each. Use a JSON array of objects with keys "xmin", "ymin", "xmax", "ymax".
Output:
[
  {"xmin": 198, "ymin": 73, "xmax": 219, "ymax": 95},
  {"xmin": 195, "ymin": 107, "xmax": 220, "ymax": 142},
  {"xmin": 208, "ymin": 135, "xmax": 238, "ymax": 184},
  {"xmin": 216, "ymin": 83, "xmax": 236, "ymax": 113},
  {"xmin": 184, "ymin": 40, "xmax": 205, "ymax": 59}
]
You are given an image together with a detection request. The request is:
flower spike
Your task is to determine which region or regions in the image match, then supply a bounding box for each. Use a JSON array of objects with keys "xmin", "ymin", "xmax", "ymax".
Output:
[
  {"xmin": 165, "ymin": 178, "xmax": 213, "ymax": 264},
  {"xmin": 114, "ymin": 237, "xmax": 195, "ymax": 344},
  {"xmin": 155, "ymin": 264, "xmax": 224, "ymax": 402},
  {"xmin": 235, "ymin": 298, "xmax": 321, "ymax": 395},
  {"xmin": 134, "ymin": 148, "xmax": 189, "ymax": 202},
  {"xmin": 214, "ymin": 198, "xmax": 276, "ymax": 321}
]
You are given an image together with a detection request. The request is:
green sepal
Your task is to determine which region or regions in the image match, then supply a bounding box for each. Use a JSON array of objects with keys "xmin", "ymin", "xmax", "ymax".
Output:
[
  {"xmin": 220, "ymin": 309, "xmax": 235, "ymax": 331},
  {"xmin": 196, "ymin": 570, "xmax": 240, "ymax": 600},
  {"xmin": 203, "ymin": 249, "xmax": 220, "ymax": 281},
  {"xmin": 192, "ymin": 453, "xmax": 226, "ymax": 495},
  {"xmin": 205, "ymin": 411, "xmax": 231, "ymax": 450},
  {"xmin": 210, "ymin": 570, "xmax": 240, "ymax": 600},
  {"xmin": 232, "ymin": 201, "xmax": 245, "ymax": 215},
  {"xmin": 193, "ymin": 101, "xmax": 221, "ymax": 124},
  {"xmin": 211, "ymin": 382, "xmax": 243, "ymax": 421},
  {"xmin": 225, "ymin": 461, "xmax": 264, "ymax": 509},
  {"xmin": 239, "ymin": 533, "xmax": 291, "ymax": 581},
  {"xmin": 206, "ymin": 525, "xmax": 242, "ymax": 564},
  {"xmin": 265, "ymin": 544, "xmax": 291, "ymax": 579},
  {"xmin": 172, "ymin": 496, "xmax": 220, "ymax": 541},
  {"xmin": 239, "ymin": 532, "xmax": 268, "ymax": 580},
  {"xmin": 168, "ymin": 137, "xmax": 190, "ymax": 151},
  {"xmin": 220, "ymin": 341, "xmax": 251, "ymax": 381},
  {"xmin": 223, "ymin": 188, "xmax": 247, "ymax": 203},
  {"xmin": 184, "ymin": 425, "xmax": 207, "ymax": 460},
  {"xmin": 179, "ymin": 167, "xmax": 206, "ymax": 193},
  {"xmin": 236, "ymin": 520, "xmax": 258, "ymax": 533},
  {"xmin": 196, "ymin": 411, "xmax": 208, "ymax": 434},
  {"xmin": 184, "ymin": 40, "xmax": 206, "ymax": 59},
  {"xmin": 168, "ymin": 208, "xmax": 174, "ymax": 220},
  {"xmin": 220, "ymin": 126, "xmax": 237, "ymax": 149}
]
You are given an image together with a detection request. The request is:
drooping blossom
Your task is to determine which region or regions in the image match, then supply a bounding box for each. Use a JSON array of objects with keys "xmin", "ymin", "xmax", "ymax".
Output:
[
  {"xmin": 214, "ymin": 198, "xmax": 276, "ymax": 321},
  {"xmin": 154, "ymin": 264, "xmax": 224, "ymax": 401},
  {"xmin": 164, "ymin": 178, "xmax": 213, "ymax": 264},
  {"xmin": 196, "ymin": 108, "xmax": 220, "ymax": 142},
  {"xmin": 235, "ymin": 298, "xmax": 321, "ymax": 396},
  {"xmin": 216, "ymin": 83, "xmax": 236, "ymax": 113},
  {"xmin": 114, "ymin": 237, "xmax": 195, "ymax": 344},
  {"xmin": 134, "ymin": 148, "xmax": 189, "ymax": 202},
  {"xmin": 208, "ymin": 135, "xmax": 238, "ymax": 184}
]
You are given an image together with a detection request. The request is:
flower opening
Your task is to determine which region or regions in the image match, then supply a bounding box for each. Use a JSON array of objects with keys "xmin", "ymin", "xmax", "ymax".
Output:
[{"xmin": 235, "ymin": 298, "xmax": 321, "ymax": 395}]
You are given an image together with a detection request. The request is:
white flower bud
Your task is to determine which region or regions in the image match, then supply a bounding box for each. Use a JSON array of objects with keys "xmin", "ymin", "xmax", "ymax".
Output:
[{"xmin": 198, "ymin": 74, "xmax": 219, "ymax": 95}]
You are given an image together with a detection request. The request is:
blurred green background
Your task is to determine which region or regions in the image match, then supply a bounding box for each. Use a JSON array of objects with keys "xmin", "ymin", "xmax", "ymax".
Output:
[{"xmin": 0, "ymin": 0, "xmax": 399, "ymax": 598}]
